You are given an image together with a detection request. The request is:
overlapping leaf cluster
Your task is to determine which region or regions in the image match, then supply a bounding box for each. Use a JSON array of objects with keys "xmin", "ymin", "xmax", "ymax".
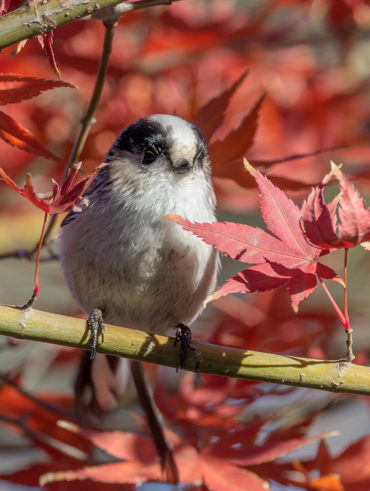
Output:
[
  {"xmin": 0, "ymin": 75, "xmax": 96, "ymax": 215},
  {"xmin": 1, "ymin": 1, "xmax": 369, "ymax": 193},
  {"xmin": 2, "ymin": 375, "xmax": 368, "ymax": 491},
  {"xmin": 169, "ymin": 162, "xmax": 370, "ymax": 314}
]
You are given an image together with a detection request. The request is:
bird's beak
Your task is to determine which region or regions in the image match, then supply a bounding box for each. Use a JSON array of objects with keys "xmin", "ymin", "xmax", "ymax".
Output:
[{"xmin": 173, "ymin": 160, "xmax": 192, "ymax": 174}]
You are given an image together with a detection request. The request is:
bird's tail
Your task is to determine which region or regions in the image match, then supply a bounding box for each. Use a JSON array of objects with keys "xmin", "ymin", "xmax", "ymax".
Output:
[
  {"xmin": 130, "ymin": 359, "xmax": 179, "ymax": 484},
  {"xmin": 74, "ymin": 353, "xmax": 179, "ymax": 483}
]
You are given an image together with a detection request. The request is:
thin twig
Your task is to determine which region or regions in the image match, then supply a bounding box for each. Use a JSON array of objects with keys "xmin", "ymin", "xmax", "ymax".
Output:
[
  {"xmin": 38, "ymin": 19, "xmax": 118, "ymax": 247},
  {"xmin": 0, "ymin": 412, "xmax": 88, "ymax": 461},
  {"xmin": 0, "ymin": 247, "xmax": 37, "ymax": 260},
  {"xmin": 0, "ymin": 1, "xmax": 178, "ymax": 260},
  {"xmin": 0, "ymin": 19, "xmax": 118, "ymax": 260},
  {"xmin": 0, "ymin": 374, "xmax": 72, "ymax": 419},
  {"xmin": 252, "ymin": 145, "xmax": 349, "ymax": 168},
  {"xmin": 0, "ymin": 246, "xmax": 58, "ymax": 261},
  {"xmin": 68, "ymin": 20, "xmax": 117, "ymax": 165}
]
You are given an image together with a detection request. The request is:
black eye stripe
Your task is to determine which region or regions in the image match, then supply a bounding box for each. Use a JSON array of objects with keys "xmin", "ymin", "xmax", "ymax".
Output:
[
  {"xmin": 104, "ymin": 117, "xmax": 208, "ymax": 166},
  {"xmin": 105, "ymin": 120, "xmax": 167, "ymax": 162}
]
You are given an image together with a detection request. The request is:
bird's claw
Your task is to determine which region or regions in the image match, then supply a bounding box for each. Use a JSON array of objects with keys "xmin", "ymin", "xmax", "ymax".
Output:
[
  {"xmin": 175, "ymin": 323, "xmax": 195, "ymax": 371},
  {"xmin": 88, "ymin": 308, "xmax": 105, "ymax": 359}
]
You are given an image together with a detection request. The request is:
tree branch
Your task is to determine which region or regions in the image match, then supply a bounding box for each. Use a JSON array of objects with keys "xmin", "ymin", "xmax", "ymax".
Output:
[
  {"xmin": 0, "ymin": 0, "xmax": 178, "ymax": 50},
  {"xmin": 0, "ymin": 305, "xmax": 369, "ymax": 396},
  {"xmin": 38, "ymin": 17, "xmax": 119, "ymax": 253}
]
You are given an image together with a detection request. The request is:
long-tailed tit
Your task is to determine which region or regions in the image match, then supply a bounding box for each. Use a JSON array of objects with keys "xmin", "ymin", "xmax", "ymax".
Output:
[{"xmin": 59, "ymin": 115, "xmax": 218, "ymax": 466}]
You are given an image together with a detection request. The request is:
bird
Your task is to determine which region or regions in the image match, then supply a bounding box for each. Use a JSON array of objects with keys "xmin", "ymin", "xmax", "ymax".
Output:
[{"xmin": 59, "ymin": 114, "xmax": 218, "ymax": 481}]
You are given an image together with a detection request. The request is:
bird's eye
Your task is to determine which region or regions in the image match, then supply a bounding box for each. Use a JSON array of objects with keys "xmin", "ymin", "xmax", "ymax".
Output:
[{"xmin": 142, "ymin": 149, "xmax": 156, "ymax": 165}]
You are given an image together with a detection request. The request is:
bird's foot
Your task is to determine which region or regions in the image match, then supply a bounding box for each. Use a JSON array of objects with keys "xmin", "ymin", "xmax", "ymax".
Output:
[
  {"xmin": 88, "ymin": 308, "xmax": 105, "ymax": 359},
  {"xmin": 175, "ymin": 323, "xmax": 197, "ymax": 371}
]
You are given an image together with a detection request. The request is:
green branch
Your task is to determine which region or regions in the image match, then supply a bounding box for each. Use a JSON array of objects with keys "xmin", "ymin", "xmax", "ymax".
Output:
[
  {"xmin": 0, "ymin": 305, "xmax": 369, "ymax": 396},
  {"xmin": 0, "ymin": 0, "xmax": 177, "ymax": 50}
]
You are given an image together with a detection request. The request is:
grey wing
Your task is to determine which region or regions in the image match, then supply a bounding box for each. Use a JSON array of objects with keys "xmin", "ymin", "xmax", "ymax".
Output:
[{"xmin": 61, "ymin": 164, "xmax": 112, "ymax": 227}]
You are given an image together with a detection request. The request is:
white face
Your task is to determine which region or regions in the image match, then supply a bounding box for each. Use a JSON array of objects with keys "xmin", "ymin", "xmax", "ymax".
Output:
[{"xmin": 148, "ymin": 114, "xmax": 198, "ymax": 163}]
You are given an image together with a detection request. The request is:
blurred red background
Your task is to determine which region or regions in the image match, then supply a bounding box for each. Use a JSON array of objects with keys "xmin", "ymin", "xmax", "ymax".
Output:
[{"xmin": 0, "ymin": 1, "xmax": 369, "ymax": 490}]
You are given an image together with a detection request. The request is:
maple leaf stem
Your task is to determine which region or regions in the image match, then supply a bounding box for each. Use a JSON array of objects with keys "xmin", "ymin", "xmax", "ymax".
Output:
[
  {"xmin": 317, "ymin": 275, "xmax": 347, "ymax": 328},
  {"xmin": 343, "ymin": 248, "xmax": 355, "ymax": 362},
  {"xmin": 34, "ymin": 212, "xmax": 48, "ymax": 295},
  {"xmin": 38, "ymin": 213, "xmax": 58, "ymax": 250},
  {"xmin": 18, "ymin": 212, "xmax": 49, "ymax": 310},
  {"xmin": 318, "ymin": 273, "xmax": 355, "ymax": 362},
  {"xmin": 343, "ymin": 248, "xmax": 350, "ymax": 329}
]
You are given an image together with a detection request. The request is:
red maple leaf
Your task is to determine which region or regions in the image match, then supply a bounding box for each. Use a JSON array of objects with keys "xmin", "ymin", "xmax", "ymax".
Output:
[
  {"xmin": 308, "ymin": 437, "xmax": 370, "ymax": 491},
  {"xmin": 37, "ymin": 32, "xmax": 61, "ymax": 79},
  {"xmin": 193, "ymin": 70, "xmax": 249, "ymax": 141},
  {"xmin": 208, "ymin": 95, "xmax": 265, "ymax": 169},
  {"xmin": 0, "ymin": 163, "xmax": 100, "ymax": 215},
  {"xmin": 301, "ymin": 163, "xmax": 370, "ymax": 249},
  {"xmin": 0, "ymin": 73, "xmax": 75, "ymax": 105},
  {"xmin": 0, "ymin": 163, "xmax": 101, "ymax": 300},
  {"xmin": 0, "ymin": 74, "xmax": 75, "ymax": 163},
  {"xmin": 167, "ymin": 160, "xmax": 342, "ymax": 312},
  {"xmin": 0, "ymin": 0, "xmax": 21, "ymax": 15},
  {"xmin": 37, "ymin": 414, "xmax": 334, "ymax": 491}
]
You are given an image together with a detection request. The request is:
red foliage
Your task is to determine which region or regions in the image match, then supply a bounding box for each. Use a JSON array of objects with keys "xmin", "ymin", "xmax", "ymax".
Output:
[
  {"xmin": 9, "ymin": 385, "xmax": 332, "ymax": 491},
  {"xmin": 302, "ymin": 166, "xmax": 370, "ymax": 248},
  {"xmin": 0, "ymin": 163, "xmax": 99, "ymax": 214},
  {"xmin": 0, "ymin": 1, "xmax": 369, "ymax": 491},
  {"xmin": 167, "ymin": 162, "xmax": 350, "ymax": 312},
  {"xmin": 0, "ymin": 0, "xmax": 21, "ymax": 15},
  {"xmin": 0, "ymin": 74, "xmax": 74, "ymax": 164}
]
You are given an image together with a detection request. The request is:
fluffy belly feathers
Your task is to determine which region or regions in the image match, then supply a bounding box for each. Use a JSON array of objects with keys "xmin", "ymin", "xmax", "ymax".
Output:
[{"xmin": 60, "ymin": 216, "xmax": 217, "ymax": 334}]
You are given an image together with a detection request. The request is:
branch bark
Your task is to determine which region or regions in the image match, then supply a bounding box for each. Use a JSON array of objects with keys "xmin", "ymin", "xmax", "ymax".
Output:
[
  {"xmin": 0, "ymin": 305, "xmax": 369, "ymax": 396},
  {"xmin": 0, "ymin": 0, "xmax": 177, "ymax": 50}
]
